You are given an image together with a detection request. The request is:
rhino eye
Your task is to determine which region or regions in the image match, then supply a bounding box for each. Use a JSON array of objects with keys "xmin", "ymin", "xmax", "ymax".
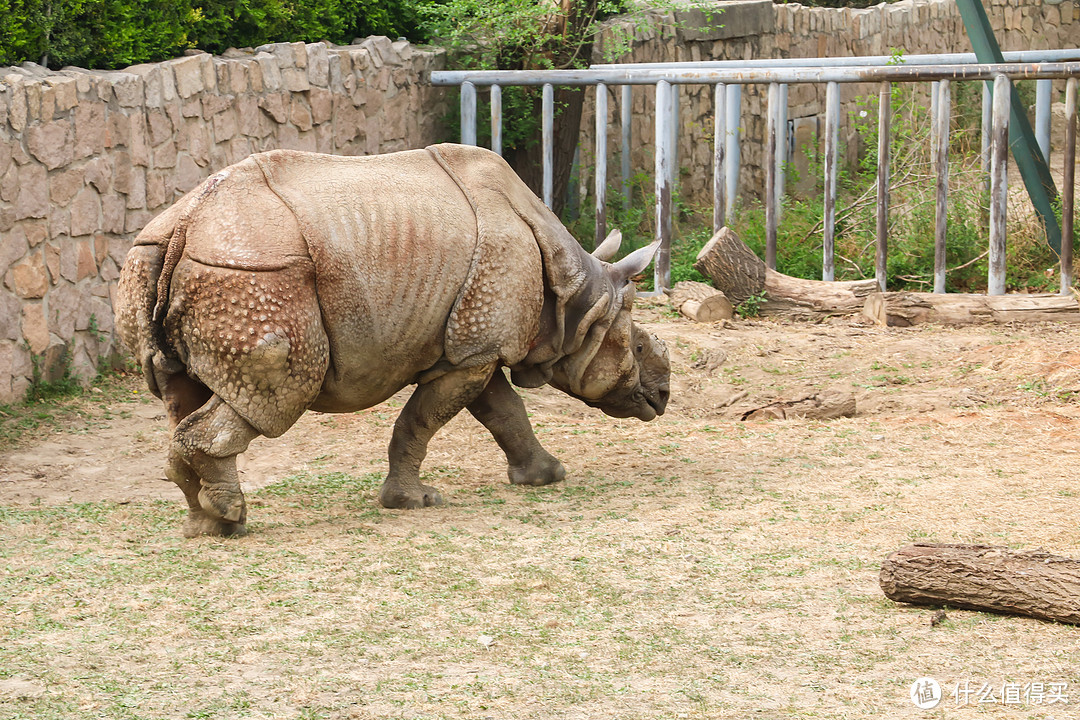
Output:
[{"xmin": 636, "ymin": 343, "xmax": 644, "ymax": 355}]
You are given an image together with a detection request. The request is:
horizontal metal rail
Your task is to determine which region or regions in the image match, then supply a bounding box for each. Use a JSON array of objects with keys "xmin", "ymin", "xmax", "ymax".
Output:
[
  {"xmin": 431, "ymin": 62, "xmax": 1080, "ymax": 87},
  {"xmin": 434, "ymin": 60, "xmax": 1080, "ymax": 296}
]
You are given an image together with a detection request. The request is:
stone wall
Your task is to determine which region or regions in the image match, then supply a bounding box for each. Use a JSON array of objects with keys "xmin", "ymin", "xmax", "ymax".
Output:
[
  {"xmin": 1, "ymin": 0, "xmax": 1075, "ymax": 400},
  {"xmin": 583, "ymin": 0, "xmax": 1079, "ymax": 209},
  {"xmin": 0, "ymin": 38, "xmax": 448, "ymax": 403}
]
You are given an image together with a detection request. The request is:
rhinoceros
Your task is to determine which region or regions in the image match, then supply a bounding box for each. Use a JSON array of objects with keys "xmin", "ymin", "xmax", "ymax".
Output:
[{"xmin": 115, "ymin": 143, "xmax": 669, "ymax": 537}]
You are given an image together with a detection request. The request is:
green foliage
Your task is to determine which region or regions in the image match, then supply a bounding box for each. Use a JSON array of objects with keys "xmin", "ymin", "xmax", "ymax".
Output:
[
  {"xmin": 191, "ymin": 0, "xmax": 423, "ymax": 57},
  {"xmin": 0, "ymin": 0, "xmax": 196, "ymax": 69},
  {"xmin": 418, "ymin": 0, "xmax": 632, "ymax": 72},
  {"xmin": 0, "ymin": 0, "xmax": 426, "ymax": 70},
  {"xmin": 736, "ymin": 291, "xmax": 767, "ymax": 318},
  {"xmin": 24, "ymin": 345, "xmax": 82, "ymax": 404}
]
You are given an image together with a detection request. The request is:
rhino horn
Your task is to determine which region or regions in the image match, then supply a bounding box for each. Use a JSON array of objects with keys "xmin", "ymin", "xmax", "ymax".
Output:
[
  {"xmin": 591, "ymin": 228, "xmax": 622, "ymax": 261},
  {"xmin": 608, "ymin": 240, "xmax": 661, "ymax": 286}
]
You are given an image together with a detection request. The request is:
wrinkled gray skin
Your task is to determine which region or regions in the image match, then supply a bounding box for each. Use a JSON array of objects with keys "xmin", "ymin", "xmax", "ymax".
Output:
[{"xmin": 115, "ymin": 144, "xmax": 670, "ymax": 537}]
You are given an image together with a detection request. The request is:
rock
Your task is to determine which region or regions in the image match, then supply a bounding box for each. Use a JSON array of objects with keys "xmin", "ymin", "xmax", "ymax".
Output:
[
  {"xmin": 255, "ymin": 52, "xmax": 282, "ymax": 91},
  {"xmin": 281, "ymin": 67, "xmax": 310, "ymax": 93},
  {"xmin": 49, "ymin": 166, "xmax": 85, "ymax": 205},
  {"xmin": 290, "ymin": 97, "xmax": 313, "ymax": 131},
  {"xmin": 16, "ymin": 163, "xmax": 48, "ymax": 220},
  {"xmin": 174, "ymin": 154, "xmax": 203, "ymax": 193},
  {"xmin": 171, "ymin": 54, "xmax": 206, "ymax": 99},
  {"xmin": 101, "ymin": 195, "xmax": 125, "ymax": 232},
  {"xmin": 44, "ymin": 241, "xmax": 60, "ymax": 283},
  {"xmin": 26, "ymin": 119, "xmax": 74, "ymax": 169},
  {"xmin": 21, "ymin": 301, "xmax": 49, "ymax": 353},
  {"xmin": 70, "ymin": 186, "xmax": 102, "ymax": 236},
  {"xmin": 109, "ymin": 71, "xmax": 144, "ymax": 107},
  {"xmin": 6, "ymin": 79, "xmax": 27, "ymax": 132},
  {"xmin": 74, "ymin": 102, "xmax": 107, "ymax": 159},
  {"xmin": 212, "ymin": 108, "xmax": 238, "ymax": 141},
  {"xmin": 306, "ymin": 43, "xmax": 330, "ymax": 86},
  {"xmin": 84, "ymin": 156, "xmax": 112, "ymax": 193},
  {"xmin": 0, "ymin": 289, "xmax": 21, "ymax": 340},
  {"xmin": 309, "ymin": 87, "xmax": 333, "ymax": 125},
  {"xmin": 0, "ymin": 164, "xmax": 18, "ymax": 203},
  {"xmin": 0, "ymin": 224, "xmax": 28, "ymax": 277}
]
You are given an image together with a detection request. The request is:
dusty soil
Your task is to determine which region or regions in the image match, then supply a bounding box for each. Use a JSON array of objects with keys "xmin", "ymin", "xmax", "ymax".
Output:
[
  {"xmin": 3, "ymin": 305, "xmax": 1080, "ymax": 719},
  {"xmin": 4, "ymin": 303, "xmax": 1080, "ymax": 510}
]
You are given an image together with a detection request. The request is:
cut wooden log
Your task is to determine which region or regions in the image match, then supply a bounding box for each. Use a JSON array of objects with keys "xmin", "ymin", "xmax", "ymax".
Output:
[
  {"xmin": 740, "ymin": 390, "xmax": 856, "ymax": 421},
  {"xmin": 880, "ymin": 543, "xmax": 1080, "ymax": 625},
  {"xmin": 693, "ymin": 227, "xmax": 878, "ymax": 319},
  {"xmin": 670, "ymin": 280, "xmax": 733, "ymax": 322},
  {"xmin": 863, "ymin": 291, "xmax": 1080, "ymax": 326}
]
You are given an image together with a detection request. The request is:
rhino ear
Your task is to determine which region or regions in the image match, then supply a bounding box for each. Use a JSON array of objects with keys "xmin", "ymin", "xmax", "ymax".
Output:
[
  {"xmin": 510, "ymin": 365, "xmax": 553, "ymax": 388},
  {"xmin": 591, "ymin": 229, "xmax": 622, "ymax": 262},
  {"xmin": 608, "ymin": 240, "xmax": 661, "ymax": 286}
]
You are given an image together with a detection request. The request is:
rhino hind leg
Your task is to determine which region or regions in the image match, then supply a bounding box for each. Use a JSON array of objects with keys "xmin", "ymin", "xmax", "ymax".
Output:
[
  {"xmin": 167, "ymin": 392, "xmax": 260, "ymax": 537},
  {"xmin": 380, "ymin": 363, "xmax": 498, "ymax": 510},
  {"xmin": 466, "ymin": 370, "xmax": 566, "ymax": 487}
]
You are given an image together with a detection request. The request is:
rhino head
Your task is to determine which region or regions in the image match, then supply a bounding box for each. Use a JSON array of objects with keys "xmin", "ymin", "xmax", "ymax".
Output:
[{"xmin": 513, "ymin": 238, "xmax": 670, "ymax": 422}]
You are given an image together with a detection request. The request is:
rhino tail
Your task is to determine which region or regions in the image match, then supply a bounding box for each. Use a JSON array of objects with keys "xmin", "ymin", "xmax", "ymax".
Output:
[
  {"xmin": 116, "ymin": 237, "xmax": 182, "ymax": 400},
  {"xmin": 151, "ymin": 171, "xmax": 232, "ymax": 323},
  {"xmin": 117, "ymin": 171, "xmax": 233, "ymax": 399}
]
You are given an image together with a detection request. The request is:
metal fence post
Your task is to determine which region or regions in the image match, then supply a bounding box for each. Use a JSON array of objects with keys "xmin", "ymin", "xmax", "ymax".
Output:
[
  {"xmin": 713, "ymin": 83, "xmax": 726, "ymax": 235},
  {"xmin": 460, "ymin": 81, "xmax": 477, "ymax": 146},
  {"xmin": 989, "ymin": 74, "xmax": 1010, "ymax": 295},
  {"xmin": 1036, "ymin": 78, "xmax": 1052, "ymax": 161},
  {"xmin": 1063, "ymin": 77, "xmax": 1077, "ymax": 294},
  {"xmin": 876, "ymin": 81, "xmax": 891, "ymax": 292},
  {"xmin": 765, "ymin": 82, "xmax": 779, "ymax": 270},
  {"xmin": 490, "ymin": 84, "xmax": 502, "ymax": 155},
  {"xmin": 725, "ymin": 84, "xmax": 741, "ymax": 222},
  {"xmin": 542, "ymin": 83, "xmax": 554, "ymax": 208},
  {"xmin": 655, "ymin": 80, "xmax": 673, "ymax": 292},
  {"xmin": 823, "ymin": 81, "xmax": 839, "ymax": 282},
  {"xmin": 595, "ymin": 82, "xmax": 608, "ymax": 249},
  {"xmin": 776, "ymin": 83, "xmax": 789, "ymax": 223},
  {"xmin": 981, "ymin": 80, "xmax": 992, "ymax": 194},
  {"xmin": 621, "ymin": 85, "xmax": 632, "ymax": 206},
  {"xmin": 934, "ymin": 79, "xmax": 950, "ymax": 294}
]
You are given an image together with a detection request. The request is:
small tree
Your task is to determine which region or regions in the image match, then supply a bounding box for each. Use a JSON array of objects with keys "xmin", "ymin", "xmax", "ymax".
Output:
[{"xmin": 421, "ymin": 0, "xmax": 692, "ymax": 219}]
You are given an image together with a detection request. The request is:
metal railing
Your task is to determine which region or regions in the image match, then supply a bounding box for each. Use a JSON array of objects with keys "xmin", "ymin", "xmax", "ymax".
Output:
[{"xmin": 430, "ymin": 53, "xmax": 1080, "ymax": 295}]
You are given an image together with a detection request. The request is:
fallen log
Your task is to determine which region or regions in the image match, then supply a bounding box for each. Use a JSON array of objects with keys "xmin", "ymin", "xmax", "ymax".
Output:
[
  {"xmin": 880, "ymin": 543, "xmax": 1080, "ymax": 625},
  {"xmin": 670, "ymin": 280, "xmax": 733, "ymax": 323},
  {"xmin": 693, "ymin": 228, "xmax": 878, "ymax": 319},
  {"xmin": 740, "ymin": 390, "xmax": 856, "ymax": 421},
  {"xmin": 863, "ymin": 291, "xmax": 1080, "ymax": 326}
]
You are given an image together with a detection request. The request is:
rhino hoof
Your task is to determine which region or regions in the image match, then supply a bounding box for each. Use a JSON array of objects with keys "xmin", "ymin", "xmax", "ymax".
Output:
[
  {"xmin": 183, "ymin": 510, "xmax": 249, "ymax": 538},
  {"xmin": 509, "ymin": 455, "xmax": 566, "ymax": 487},
  {"xmin": 379, "ymin": 483, "xmax": 446, "ymax": 510}
]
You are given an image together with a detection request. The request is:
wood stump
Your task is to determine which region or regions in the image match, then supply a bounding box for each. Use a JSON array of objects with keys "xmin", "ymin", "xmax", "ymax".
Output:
[
  {"xmin": 880, "ymin": 544, "xmax": 1080, "ymax": 625},
  {"xmin": 863, "ymin": 292, "xmax": 1080, "ymax": 326},
  {"xmin": 670, "ymin": 281, "xmax": 733, "ymax": 323},
  {"xmin": 693, "ymin": 228, "xmax": 878, "ymax": 319}
]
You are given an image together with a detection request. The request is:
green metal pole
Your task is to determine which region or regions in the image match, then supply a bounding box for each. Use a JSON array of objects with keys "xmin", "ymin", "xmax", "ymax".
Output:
[{"xmin": 956, "ymin": 0, "xmax": 1062, "ymax": 255}]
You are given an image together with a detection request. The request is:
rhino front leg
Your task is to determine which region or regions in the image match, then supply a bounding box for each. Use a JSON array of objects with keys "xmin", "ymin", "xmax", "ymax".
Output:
[
  {"xmin": 381, "ymin": 363, "xmax": 497, "ymax": 509},
  {"xmin": 467, "ymin": 369, "xmax": 566, "ymax": 487},
  {"xmin": 170, "ymin": 394, "xmax": 260, "ymax": 537}
]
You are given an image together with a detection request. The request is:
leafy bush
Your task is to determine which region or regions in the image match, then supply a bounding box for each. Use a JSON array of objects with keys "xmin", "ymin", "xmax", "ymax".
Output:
[{"xmin": 0, "ymin": 0, "xmax": 426, "ymax": 70}]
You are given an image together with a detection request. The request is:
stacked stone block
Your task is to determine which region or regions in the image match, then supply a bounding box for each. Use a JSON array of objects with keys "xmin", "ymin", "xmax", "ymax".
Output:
[{"xmin": 0, "ymin": 38, "xmax": 447, "ymax": 403}]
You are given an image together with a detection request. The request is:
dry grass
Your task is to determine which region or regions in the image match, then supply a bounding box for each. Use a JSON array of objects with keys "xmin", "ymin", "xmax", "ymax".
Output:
[{"xmin": 2, "ymin": 309, "xmax": 1080, "ymax": 719}]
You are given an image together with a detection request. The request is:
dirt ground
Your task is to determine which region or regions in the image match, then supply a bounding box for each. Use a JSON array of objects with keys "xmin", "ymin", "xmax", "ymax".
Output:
[
  {"xmin": 3, "ymin": 305, "xmax": 1080, "ymax": 718},
  {"xmin": 4, "ymin": 303, "xmax": 1080, "ymax": 510}
]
